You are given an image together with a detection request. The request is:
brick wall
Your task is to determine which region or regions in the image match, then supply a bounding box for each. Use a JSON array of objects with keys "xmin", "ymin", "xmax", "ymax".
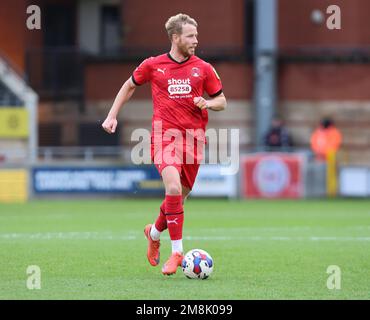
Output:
[
  {"xmin": 279, "ymin": 0, "xmax": 370, "ymax": 47},
  {"xmin": 121, "ymin": 0, "xmax": 245, "ymax": 49}
]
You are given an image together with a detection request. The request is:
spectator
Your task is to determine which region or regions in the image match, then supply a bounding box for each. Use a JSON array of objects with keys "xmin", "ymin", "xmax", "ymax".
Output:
[
  {"xmin": 310, "ymin": 117, "xmax": 342, "ymax": 161},
  {"xmin": 263, "ymin": 117, "xmax": 293, "ymax": 151}
]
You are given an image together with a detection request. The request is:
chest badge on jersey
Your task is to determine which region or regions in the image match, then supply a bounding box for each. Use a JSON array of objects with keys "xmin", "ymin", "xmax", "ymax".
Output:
[{"xmin": 191, "ymin": 67, "xmax": 200, "ymax": 77}]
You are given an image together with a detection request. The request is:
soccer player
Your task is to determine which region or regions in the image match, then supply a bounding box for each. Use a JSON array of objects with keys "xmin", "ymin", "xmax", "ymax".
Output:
[{"xmin": 102, "ymin": 13, "xmax": 227, "ymax": 275}]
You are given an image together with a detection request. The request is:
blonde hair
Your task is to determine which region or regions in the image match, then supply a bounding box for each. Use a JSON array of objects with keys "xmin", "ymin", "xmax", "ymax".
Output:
[{"xmin": 165, "ymin": 13, "xmax": 198, "ymax": 41}]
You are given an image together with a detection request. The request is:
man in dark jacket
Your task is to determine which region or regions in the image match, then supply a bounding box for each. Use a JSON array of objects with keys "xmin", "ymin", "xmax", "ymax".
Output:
[{"xmin": 263, "ymin": 117, "xmax": 293, "ymax": 151}]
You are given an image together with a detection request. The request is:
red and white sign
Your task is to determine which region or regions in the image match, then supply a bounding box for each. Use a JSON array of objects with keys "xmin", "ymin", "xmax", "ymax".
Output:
[{"xmin": 241, "ymin": 153, "xmax": 305, "ymax": 198}]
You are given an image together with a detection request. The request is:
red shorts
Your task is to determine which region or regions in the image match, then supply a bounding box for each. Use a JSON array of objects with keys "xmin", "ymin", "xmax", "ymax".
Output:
[{"xmin": 151, "ymin": 138, "xmax": 204, "ymax": 190}]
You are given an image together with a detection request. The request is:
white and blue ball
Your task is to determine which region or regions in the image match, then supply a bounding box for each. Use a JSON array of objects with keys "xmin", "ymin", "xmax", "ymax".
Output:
[{"xmin": 181, "ymin": 249, "xmax": 214, "ymax": 279}]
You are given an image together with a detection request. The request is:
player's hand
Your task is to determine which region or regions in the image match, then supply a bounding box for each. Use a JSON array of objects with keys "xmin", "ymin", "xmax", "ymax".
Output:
[
  {"xmin": 193, "ymin": 96, "xmax": 209, "ymax": 110},
  {"xmin": 102, "ymin": 117, "xmax": 118, "ymax": 134}
]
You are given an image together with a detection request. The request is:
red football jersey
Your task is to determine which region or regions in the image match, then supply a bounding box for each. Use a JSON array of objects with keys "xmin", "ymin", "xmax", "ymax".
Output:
[{"xmin": 132, "ymin": 53, "xmax": 223, "ymax": 136}]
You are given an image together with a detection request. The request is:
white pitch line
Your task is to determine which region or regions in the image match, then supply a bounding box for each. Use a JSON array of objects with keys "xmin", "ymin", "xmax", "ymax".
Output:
[
  {"xmin": 0, "ymin": 232, "xmax": 370, "ymax": 242},
  {"xmin": 0, "ymin": 232, "xmax": 136, "ymax": 240}
]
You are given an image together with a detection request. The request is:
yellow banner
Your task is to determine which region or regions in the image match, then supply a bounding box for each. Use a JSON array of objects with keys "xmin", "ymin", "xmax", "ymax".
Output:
[
  {"xmin": 0, "ymin": 169, "xmax": 28, "ymax": 202},
  {"xmin": 0, "ymin": 108, "xmax": 29, "ymax": 138}
]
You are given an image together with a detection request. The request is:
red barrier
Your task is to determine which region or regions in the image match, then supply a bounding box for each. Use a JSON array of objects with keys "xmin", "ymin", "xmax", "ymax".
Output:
[{"xmin": 241, "ymin": 153, "xmax": 305, "ymax": 199}]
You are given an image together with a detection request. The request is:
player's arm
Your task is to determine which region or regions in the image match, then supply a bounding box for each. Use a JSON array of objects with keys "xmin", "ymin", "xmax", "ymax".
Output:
[
  {"xmin": 193, "ymin": 93, "xmax": 227, "ymax": 112},
  {"xmin": 102, "ymin": 77, "xmax": 137, "ymax": 134}
]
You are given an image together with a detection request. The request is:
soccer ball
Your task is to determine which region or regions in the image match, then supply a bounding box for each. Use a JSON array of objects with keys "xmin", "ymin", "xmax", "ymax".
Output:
[{"xmin": 181, "ymin": 249, "xmax": 214, "ymax": 279}]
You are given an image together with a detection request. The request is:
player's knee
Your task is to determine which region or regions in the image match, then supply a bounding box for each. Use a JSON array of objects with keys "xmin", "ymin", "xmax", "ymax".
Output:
[{"xmin": 166, "ymin": 182, "xmax": 182, "ymax": 195}]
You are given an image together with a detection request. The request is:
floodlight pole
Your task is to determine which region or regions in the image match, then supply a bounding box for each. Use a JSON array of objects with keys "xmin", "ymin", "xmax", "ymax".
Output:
[
  {"xmin": 254, "ymin": 0, "xmax": 278, "ymax": 149},
  {"xmin": 25, "ymin": 89, "xmax": 38, "ymax": 164}
]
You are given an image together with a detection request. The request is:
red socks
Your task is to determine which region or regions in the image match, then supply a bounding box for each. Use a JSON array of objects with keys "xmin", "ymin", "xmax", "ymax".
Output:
[
  {"xmin": 154, "ymin": 200, "xmax": 167, "ymax": 232},
  {"xmin": 154, "ymin": 195, "xmax": 184, "ymax": 240},
  {"xmin": 165, "ymin": 194, "xmax": 184, "ymax": 241}
]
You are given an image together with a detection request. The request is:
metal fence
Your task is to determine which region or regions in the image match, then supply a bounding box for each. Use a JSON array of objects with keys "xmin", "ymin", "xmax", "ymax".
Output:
[{"xmin": 38, "ymin": 146, "xmax": 128, "ymax": 162}]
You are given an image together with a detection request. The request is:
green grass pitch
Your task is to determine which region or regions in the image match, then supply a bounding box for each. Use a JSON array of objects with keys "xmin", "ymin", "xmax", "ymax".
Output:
[{"xmin": 0, "ymin": 198, "xmax": 369, "ymax": 299}]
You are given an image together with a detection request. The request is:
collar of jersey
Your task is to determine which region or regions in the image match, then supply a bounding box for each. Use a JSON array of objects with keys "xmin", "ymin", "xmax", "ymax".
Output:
[{"xmin": 167, "ymin": 53, "xmax": 192, "ymax": 64}]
